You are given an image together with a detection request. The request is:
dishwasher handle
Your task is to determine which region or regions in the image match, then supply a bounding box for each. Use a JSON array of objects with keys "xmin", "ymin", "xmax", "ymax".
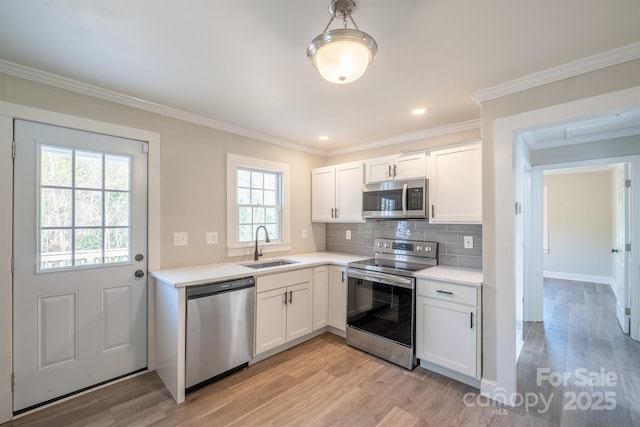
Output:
[{"xmin": 187, "ymin": 276, "xmax": 255, "ymax": 300}]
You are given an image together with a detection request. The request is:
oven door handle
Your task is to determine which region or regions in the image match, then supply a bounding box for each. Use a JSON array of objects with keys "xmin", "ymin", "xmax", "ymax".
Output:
[
  {"xmin": 347, "ymin": 269, "xmax": 414, "ymax": 289},
  {"xmin": 402, "ymin": 183, "xmax": 408, "ymax": 217}
]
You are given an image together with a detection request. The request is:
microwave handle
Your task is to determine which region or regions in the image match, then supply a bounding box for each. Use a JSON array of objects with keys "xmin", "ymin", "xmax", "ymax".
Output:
[{"xmin": 402, "ymin": 183, "xmax": 408, "ymax": 216}]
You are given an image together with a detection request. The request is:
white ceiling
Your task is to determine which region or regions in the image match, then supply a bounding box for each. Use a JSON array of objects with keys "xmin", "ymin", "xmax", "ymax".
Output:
[{"xmin": 1, "ymin": 0, "xmax": 639, "ymax": 154}]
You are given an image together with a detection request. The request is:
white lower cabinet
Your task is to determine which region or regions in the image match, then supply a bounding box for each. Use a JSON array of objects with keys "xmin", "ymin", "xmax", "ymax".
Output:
[
  {"xmin": 312, "ymin": 266, "xmax": 329, "ymax": 331},
  {"xmin": 255, "ymin": 269, "xmax": 313, "ymax": 355},
  {"xmin": 416, "ymin": 278, "xmax": 481, "ymax": 379},
  {"xmin": 311, "ymin": 265, "xmax": 347, "ymax": 332},
  {"xmin": 328, "ymin": 266, "xmax": 347, "ymax": 331}
]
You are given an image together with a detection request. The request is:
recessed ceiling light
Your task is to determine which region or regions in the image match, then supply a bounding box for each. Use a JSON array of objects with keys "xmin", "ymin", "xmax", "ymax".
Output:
[
  {"xmin": 318, "ymin": 135, "xmax": 329, "ymax": 141},
  {"xmin": 411, "ymin": 107, "xmax": 427, "ymax": 115}
]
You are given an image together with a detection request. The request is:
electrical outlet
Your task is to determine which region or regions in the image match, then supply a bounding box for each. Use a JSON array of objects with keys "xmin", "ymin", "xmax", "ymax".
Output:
[
  {"xmin": 302, "ymin": 229, "xmax": 308, "ymax": 239},
  {"xmin": 464, "ymin": 236, "xmax": 473, "ymax": 249},
  {"xmin": 346, "ymin": 230, "xmax": 351, "ymax": 240},
  {"xmin": 206, "ymin": 232, "xmax": 218, "ymax": 244},
  {"xmin": 173, "ymin": 232, "xmax": 188, "ymax": 246}
]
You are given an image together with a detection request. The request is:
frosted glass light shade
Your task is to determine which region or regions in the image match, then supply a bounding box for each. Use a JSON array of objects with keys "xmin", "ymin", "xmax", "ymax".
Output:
[{"xmin": 307, "ymin": 28, "xmax": 377, "ymax": 84}]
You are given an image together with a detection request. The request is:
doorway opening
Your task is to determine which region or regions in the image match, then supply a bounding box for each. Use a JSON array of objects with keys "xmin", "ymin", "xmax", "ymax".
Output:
[{"xmin": 516, "ymin": 159, "xmax": 640, "ymax": 421}]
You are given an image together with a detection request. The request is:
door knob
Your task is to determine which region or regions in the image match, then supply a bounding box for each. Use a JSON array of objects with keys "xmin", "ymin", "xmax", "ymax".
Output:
[
  {"xmin": 135, "ymin": 270, "xmax": 145, "ymax": 278},
  {"xmin": 135, "ymin": 254, "xmax": 144, "ymax": 261}
]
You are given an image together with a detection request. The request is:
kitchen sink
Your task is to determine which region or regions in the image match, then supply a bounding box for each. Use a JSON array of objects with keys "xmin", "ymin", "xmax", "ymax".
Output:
[{"xmin": 241, "ymin": 259, "xmax": 298, "ymax": 269}]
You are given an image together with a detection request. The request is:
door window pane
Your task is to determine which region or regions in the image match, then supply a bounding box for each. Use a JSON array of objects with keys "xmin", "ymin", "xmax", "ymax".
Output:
[
  {"xmin": 105, "ymin": 191, "xmax": 129, "ymax": 226},
  {"xmin": 75, "ymin": 190, "xmax": 103, "ymax": 227},
  {"xmin": 106, "ymin": 228, "xmax": 130, "ymax": 263},
  {"xmin": 40, "ymin": 146, "xmax": 72, "ymax": 187},
  {"xmin": 105, "ymin": 155, "xmax": 130, "ymax": 191},
  {"xmin": 41, "ymin": 188, "xmax": 72, "ymax": 227},
  {"xmin": 75, "ymin": 228, "xmax": 103, "ymax": 265},
  {"xmin": 75, "ymin": 151, "xmax": 103, "ymax": 189},
  {"xmin": 39, "ymin": 145, "xmax": 132, "ymax": 271},
  {"xmin": 41, "ymin": 229, "xmax": 72, "ymax": 269}
]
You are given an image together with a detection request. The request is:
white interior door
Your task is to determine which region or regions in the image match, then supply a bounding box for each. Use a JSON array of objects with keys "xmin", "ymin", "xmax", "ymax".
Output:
[
  {"xmin": 613, "ymin": 164, "xmax": 630, "ymax": 334},
  {"xmin": 13, "ymin": 120, "xmax": 148, "ymax": 412}
]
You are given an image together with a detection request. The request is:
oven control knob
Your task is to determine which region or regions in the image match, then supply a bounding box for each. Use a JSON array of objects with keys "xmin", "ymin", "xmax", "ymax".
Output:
[
  {"xmin": 425, "ymin": 246, "xmax": 431, "ymax": 252},
  {"xmin": 416, "ymin": 245, "xmax": 422, "ymax": 251},
  {"xmin": 378, "ymin": 242, "xmax": 384, "ymax": 248},
  {"xmin": 385, "ymin": 243, "xmax": 391, "ymax": 248}
]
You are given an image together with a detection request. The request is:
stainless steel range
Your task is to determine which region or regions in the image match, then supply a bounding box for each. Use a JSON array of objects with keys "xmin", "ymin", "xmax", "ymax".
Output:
[{"xmin": 346, "ymin": 238, "xmax": 438, "ymax": 370}]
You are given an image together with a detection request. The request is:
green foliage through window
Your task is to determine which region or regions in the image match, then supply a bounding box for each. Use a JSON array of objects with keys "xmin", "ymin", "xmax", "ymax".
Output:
[{"xmin": 39, "ymin": 145, "xmax": 132, "ymax": 270}]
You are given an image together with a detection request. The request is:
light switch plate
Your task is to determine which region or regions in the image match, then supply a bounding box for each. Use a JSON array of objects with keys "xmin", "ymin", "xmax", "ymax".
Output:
[
  {"xmin": 206, "ymin": 232, "xmax": 218, "ymax": 244},
  {"xmin": 464, "ymin": 236, "xmax": 473, "ymax": 249},
  {"xmin": 302, "ymin": 229, "xmax": 308, "ymax": 239},
  {"xmin": 173, "ymin": 232, "xmax": 188, "ymax": 246}
]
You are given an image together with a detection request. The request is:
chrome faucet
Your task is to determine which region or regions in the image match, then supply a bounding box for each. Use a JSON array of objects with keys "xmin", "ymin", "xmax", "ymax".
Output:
[{"xmin": 254, "ymin": 225, "xmax": 270, "ymax": 261}]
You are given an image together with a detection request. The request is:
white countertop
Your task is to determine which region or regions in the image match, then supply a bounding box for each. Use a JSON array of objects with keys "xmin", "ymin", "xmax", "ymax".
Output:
[
  {"xmin": 414, "ymin": 266, "xmax": 483, "ymax": 286},
  {"xmin": 150, "ymin": 252, "xmax": 368, "ymax": 288},
  {"xmin": 151, "ymin": 252, "xmax": 483, "ymax": 288}
]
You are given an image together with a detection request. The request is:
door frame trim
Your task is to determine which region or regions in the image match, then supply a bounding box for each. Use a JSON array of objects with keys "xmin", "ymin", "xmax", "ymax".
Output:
[{"xmin": 0, "ymin": 101, "xmax": 161, "ymax": 422}]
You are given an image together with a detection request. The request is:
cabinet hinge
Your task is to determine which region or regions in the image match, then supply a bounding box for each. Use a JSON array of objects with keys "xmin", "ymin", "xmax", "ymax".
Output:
[
  {"xmin": 625, "ymin": 243, "xmax": 631, "ymax": 252},
  {"xmin": 515, "ymin": 202, "xmax": 522, "ymax": 215},
  {"xmin": 142, "ymin": 142, "xmax": 149, "ymax": 154},
  {"xmin": 11, "ymin": 257, "xmax": 15, "ymax": 275},
  {"xmin": 625, "ymin": 307, "xmax": 631, "ymax": 316},
  {"xmin": 625, "ymin": 179, "xmax": 631, "ymax": 188},
  {"xmin": 12, "ymin": 140, "xmax": 16, "ymax": 159}
]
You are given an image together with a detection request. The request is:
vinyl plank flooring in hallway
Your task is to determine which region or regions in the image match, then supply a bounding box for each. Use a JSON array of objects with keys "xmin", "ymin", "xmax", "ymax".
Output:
[{"xmin": 518, "ymin": 278, "xmax": 640, "ymax": 427}]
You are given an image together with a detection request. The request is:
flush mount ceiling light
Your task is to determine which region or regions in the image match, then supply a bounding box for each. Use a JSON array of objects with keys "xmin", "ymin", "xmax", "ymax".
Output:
[{"xmin": 307, "ymin": 0, "xmax": 378, "ymax": 84}]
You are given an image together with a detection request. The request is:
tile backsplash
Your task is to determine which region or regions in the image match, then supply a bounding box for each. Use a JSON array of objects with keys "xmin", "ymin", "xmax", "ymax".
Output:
[{"xmin": 325, "ymin": 220, "xmax": 482, "ymax": 269}]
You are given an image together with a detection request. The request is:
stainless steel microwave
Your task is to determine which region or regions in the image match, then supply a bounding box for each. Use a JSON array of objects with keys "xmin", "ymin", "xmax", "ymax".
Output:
[{"xmin": 362, "ymin": 179, "xmax": 428, "ymax": 219}]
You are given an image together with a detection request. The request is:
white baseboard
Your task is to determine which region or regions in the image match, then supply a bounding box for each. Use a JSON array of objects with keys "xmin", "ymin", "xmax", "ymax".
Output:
[{"xmin": 543, "ymin": 271, "xmax": 613, "ymax": 286}]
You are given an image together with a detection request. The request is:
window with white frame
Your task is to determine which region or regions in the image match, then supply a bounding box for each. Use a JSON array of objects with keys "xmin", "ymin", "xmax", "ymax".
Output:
[
  {"xmin": 237, "ymin": 168, "xmax": 280, "ymax": 242},
  {"xmin": 227, "ymin": 154, "xmax": 290, "ymax": 257}
]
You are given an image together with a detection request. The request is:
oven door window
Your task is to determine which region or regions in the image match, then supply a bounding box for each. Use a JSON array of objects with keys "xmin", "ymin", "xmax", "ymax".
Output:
[{"xmin": 347, "ymin": 276, "xmax": 414, "ymax": 347}]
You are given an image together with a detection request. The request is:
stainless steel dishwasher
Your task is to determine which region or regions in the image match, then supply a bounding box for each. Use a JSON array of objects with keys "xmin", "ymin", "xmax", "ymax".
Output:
[{"xmin": 185, "ymin": 276, "xmax": 255, "ymax": 391}]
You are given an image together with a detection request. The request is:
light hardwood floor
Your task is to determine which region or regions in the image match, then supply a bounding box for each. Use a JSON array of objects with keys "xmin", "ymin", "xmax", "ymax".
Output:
[{"xmin": 4, "ymin": 278, "xmax": 639, "ymax": 426}]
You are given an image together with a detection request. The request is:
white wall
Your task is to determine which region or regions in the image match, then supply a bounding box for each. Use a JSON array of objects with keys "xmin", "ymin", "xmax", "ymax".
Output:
[
  {"xmin": 543, "ymin": 170, "xmax": 614, "ymax": 282},
  {"xmin": 0, "ymin": 73, "xmax": 327, "ymax": 269}
]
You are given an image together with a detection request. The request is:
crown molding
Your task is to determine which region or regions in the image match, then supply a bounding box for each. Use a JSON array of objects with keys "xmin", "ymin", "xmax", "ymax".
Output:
[
  {"xmin": 472, "ymin": 41, "xmax": 640, "ymax": 103},
  {"xmin": 325, "ymin": 119, "xmax": 481, "ymax": 156},
  {"xmin": 0, "ymin": 59, "xmax": 325, "ymax": 156}
]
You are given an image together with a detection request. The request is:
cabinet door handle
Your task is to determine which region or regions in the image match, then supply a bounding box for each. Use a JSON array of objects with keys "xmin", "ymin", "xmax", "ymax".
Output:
[
  {"xmin": 289, "ymin": 290, "xmax": 293, "ymax": 304},
  {"xmin": 331, "ymin": 208, "xmax": 334, "ymax": 218},
  {"xmin": 341, "ymin": 271, "xmax": 345, "ymax": 282},
  {"xmin": 335, "ymin": 208, "xmax": 338, "ymax": 218},
  {"xmin": 470, "ymin": 312, "xmax": 474, "ymax": 329},
  {"xmin": 283, "ymin": 291, "xmax": 288, "ymax": 305},
  {"xmin": 393, "ymin": 164, "xmax": 397, "ymax": 177},
  {"xmin": 431, "ymin": 205, "xmax": 435, "ymax": 218},
  {"xmin": 388, "ymin": 165, "xmax": 392, "ymax": 178},
  {"xmin": 436, "ymin": 290, "xmax": 453, "ymax": 295}
]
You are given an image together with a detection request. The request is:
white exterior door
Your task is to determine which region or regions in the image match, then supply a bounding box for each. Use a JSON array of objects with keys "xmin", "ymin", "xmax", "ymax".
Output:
[{"xmin": 13, "ymin": 120, "xmax": 148, "ymax": 412}]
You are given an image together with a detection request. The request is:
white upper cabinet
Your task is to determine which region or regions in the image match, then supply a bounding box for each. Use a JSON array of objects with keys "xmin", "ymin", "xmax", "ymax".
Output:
[
  {"xmin": 428, "ymin": 142, "xmax": 482, "ymax": 224},
  {"xmin": 312, "ymin": 161, "xmax": 364, "ymax": 223},
  {"xmin": 365, "ymin": 153, "xmax": 426, "ymax": 183}
]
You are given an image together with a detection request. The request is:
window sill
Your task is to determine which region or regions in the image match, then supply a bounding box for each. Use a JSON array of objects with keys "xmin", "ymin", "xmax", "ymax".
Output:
[{"xmin": 227, "ymin": 242, "xmax": 291, "ymax": 258}]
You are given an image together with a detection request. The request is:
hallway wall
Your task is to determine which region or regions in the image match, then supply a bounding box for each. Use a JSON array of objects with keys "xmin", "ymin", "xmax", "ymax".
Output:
[{"xmin": 543, "ymin": 170, "xmax": 614, "ymax": 282}]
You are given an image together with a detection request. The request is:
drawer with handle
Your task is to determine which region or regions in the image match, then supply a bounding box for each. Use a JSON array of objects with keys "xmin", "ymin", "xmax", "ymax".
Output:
[{"xmin": 417, "ymin": 279, "xmax": 477, "ymax": 306}]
